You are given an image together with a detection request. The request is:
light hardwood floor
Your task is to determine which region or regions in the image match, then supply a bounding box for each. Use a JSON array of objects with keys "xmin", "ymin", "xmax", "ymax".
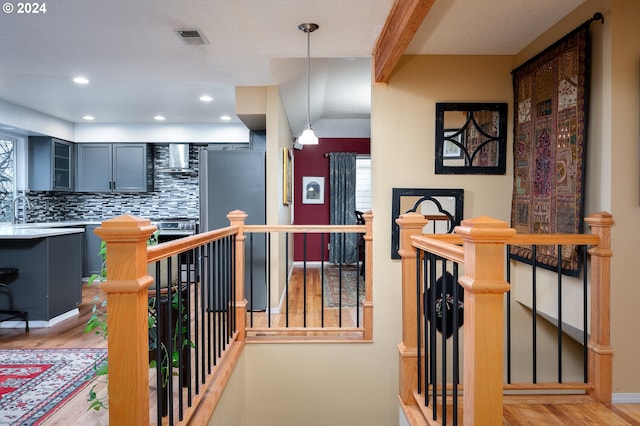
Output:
[{"xmin": 2, "ymin": 270, "xmax": 639, "ymax": 425}]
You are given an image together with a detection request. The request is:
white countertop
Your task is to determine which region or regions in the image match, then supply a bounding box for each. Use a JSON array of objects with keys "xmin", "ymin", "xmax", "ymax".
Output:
[
  {"xmin": 0, "ymin": 222, "xmax": 89, "ymax": 239},
  {"xmin": 0, "ymin": 226, "xmax": 85, "ymax": 239}
]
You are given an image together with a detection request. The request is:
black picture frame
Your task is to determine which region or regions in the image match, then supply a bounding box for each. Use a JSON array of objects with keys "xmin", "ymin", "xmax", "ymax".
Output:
[
  {"xmin": 435, "ymin": 102, "xmax": 508, "ymax": 175},
  {"xmin": 391, "ymin": 188, "xmax": 464, "ymax": 259}
]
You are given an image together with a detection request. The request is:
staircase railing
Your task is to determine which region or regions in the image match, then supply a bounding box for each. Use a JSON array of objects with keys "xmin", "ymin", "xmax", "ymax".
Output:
[
  {"xmin": 94, "ymin": 209, "xmax": 373, "ymax": 424},
  {"xmin": 396, "ymin": 212, "xmax": 613, "ymax": 425}
]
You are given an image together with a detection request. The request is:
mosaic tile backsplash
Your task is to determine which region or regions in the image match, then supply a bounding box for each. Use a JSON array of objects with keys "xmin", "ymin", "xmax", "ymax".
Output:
[{"xmin": 23, "ymin": 144, "xmax": 205, "ymax": 223}]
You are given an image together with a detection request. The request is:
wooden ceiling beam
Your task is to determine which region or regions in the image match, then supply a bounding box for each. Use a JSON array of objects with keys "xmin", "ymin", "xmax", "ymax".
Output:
[{"xmin": 373, "ymin": 0, "xmax": 435, "ymax": 83}]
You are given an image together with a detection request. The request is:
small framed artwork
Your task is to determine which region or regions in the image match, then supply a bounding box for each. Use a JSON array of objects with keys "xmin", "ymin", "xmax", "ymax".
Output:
[
  {"xmin": 282, "ymin": 148, "xmax": 292, "ymax": 205},
  {"xmin": 302, "ymin": 176, "xmax": 324, "ymax": 204}
]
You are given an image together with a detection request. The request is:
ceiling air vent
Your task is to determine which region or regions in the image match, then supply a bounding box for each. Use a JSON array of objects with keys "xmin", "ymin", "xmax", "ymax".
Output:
[{"xmin": 176, "ymin": 28, "xmax": 208, "ymax": 45}]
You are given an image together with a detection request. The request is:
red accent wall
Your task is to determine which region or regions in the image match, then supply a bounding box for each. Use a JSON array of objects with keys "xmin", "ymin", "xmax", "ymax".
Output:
[{"xmin": 293, "ymin": 138, "xmax": 370, "ymax": 261}]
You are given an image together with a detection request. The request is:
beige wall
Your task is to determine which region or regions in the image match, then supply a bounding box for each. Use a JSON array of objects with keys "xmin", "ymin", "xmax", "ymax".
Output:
[
  {"xmin": 607, "ymin": 0, "xmax": 640, "ymax": 394},
  {"xmin": 265, "ymin": 86, "xmax": 295, "ymax": 304}
]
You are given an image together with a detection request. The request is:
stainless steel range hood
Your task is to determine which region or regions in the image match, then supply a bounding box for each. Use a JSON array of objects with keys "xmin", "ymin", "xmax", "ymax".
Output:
[{"xmin": 165, "ymin": 143, "xmax": 192, "ymax": 172}]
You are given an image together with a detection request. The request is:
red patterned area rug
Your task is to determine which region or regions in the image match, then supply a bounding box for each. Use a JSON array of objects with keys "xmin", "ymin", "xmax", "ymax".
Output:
[
  {"xmin": 323, "ymin": 264, "xmax": 365, "ymax": 308},
  {"xmin": 0, "ymin": 348, "xmax": 107, "ymax": 425}
]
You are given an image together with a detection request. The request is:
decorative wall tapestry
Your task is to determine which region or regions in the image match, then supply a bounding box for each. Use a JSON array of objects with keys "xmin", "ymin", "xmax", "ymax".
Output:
[{"xmin": 510, "ymin": 13, "xmax": 603, "ymax": 274}]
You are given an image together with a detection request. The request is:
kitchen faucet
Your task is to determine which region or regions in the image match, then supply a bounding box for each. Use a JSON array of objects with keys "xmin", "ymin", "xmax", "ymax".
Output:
[{"xmin": 12, "ymin": 195, "xmax": 31, "ymax": 224}]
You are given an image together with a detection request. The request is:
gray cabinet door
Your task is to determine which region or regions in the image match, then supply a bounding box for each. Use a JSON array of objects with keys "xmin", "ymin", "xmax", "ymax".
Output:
[
  {"xmin": 29, "ymin": 137, "xmax": 74, "ymax": 191},
  {"xmin": 76, "ymin": 144, "xmax": 112, "ymax": 191},
  {"xmin": 84, "ymin": 224, "xmax": 103, "ymax": 276},
  {"xmin": 113, "ymin": 144, "xmax": 147, "ymax": 191},
  {"xmin": 77, "ymin": 143, "xmax": 148, "ymax": 192}
]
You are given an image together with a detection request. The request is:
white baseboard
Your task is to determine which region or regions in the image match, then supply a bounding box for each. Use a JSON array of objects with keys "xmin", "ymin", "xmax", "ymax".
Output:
[
  {"xmin": 612, "ymin": 393, "xmax": 640, "ymax": 403},
  {"xmin": 0, "ymin": 309, "xmax": 79, "ymax": 329}
]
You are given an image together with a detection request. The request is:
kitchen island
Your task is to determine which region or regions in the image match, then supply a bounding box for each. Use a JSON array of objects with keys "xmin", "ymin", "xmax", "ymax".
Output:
[{"xmin": 0, "ymin": 226, "xmax": 84, "ymax": 327}]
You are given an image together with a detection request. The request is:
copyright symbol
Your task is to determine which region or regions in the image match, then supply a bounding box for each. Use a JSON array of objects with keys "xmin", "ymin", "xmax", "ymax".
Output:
[{"xmin": 2, "ymin": 3, "xmax": 13, "ymax": 13}]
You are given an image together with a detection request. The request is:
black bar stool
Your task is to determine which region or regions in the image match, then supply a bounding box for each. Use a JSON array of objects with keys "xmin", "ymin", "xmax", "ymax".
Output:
[{"xmin": 0, "ymin": 267, "xmax": 29, "ymax": 331}]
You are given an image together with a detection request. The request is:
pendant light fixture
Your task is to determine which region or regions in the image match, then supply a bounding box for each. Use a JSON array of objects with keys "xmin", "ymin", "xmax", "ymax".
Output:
[{"xmin": 297, "ymin": 22, "xmax": 319, "ymax": 145}]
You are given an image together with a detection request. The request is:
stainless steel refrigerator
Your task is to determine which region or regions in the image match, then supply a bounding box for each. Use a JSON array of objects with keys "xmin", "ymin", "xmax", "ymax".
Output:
[{"xmin": 199, "ymin": 149, "xmax": 267, "ymax": 311}]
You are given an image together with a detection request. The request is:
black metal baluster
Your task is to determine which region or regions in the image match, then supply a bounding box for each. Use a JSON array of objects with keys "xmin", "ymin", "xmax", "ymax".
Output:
[
  {"xmin": 416, "ymin": 248, "xmax": 422, "ymax": 394},
  {"xmin": 440, "ymin": 259, "xmax": 447, "ymax": 426},
  {"xmin": 231, "ymin": 235, "xmax": 237, "ymax": 334},
  {"xmin": 582, "ymin": 246, "xmax": 588, "ymax": 383},
  {"xmin": 154, "ymin": 261, "xmax": 164, "ymax": 421},
  {"xmin": 266, "ymin": 232, "xmax": 271, "ymax": 328},
  {"xmin": 249, "ymin": 233, "xmax": 254, "ymax": 325},
  {"xmin": 557, "ymin": 244, "xmax": 563, "ymax": 383},
  {"xmin": 285, "ymin": 232, "xmax": 289, "ymax": 328},
  {"xmin": 506, "ymin": 244, "xmax": 512, "ymax": 384},
  {"xmin": 429, "ymin": 254, "xmax": 437, "ymax": 419},
  {"xmin": 321, "ymin": 232, "xmax": 326, "ymax": 327},
  {"xmin": 452, "ymin": 262, "xmax": 459, "ymax": 426},
  {"xmin": 211, "ymin": 240, "xmax": 217, "ymax": 367},
  {"xmin": 532, "ymin": 245, "xmax": 537, "ymax": 384},
  {"xmin": 356, "ymin": 230, "xmax": 361, "ymax": 327},
  {"xmin": 303, "ymin": 232, "xmax": 308, "ymax": 328},
  {"xmin": 166, "ymin": 256, "xmax": 174, "ymax": 421},
  {"xmin": 217, "ymin": 239, "xmax": 223, "ymax": 359},
  {"xmin": 338, "ymin": 254, "xmax": 343, "ymax": 328}
]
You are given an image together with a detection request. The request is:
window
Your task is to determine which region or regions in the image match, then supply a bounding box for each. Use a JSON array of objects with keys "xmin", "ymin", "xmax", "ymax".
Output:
[
  {"xmin": 0, "ymin": 136, "xmax": 16, "ymax": 223},
  {"xmin": 355, "ymin": 155, "xmax": 371, "ymax": 212}
]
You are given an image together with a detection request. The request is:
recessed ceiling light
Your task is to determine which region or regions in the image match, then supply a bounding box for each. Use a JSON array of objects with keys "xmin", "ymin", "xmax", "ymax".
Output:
[
  {"xmin": 220, "ymin": 115, "xmax": 231, "ymax": 121},
  {"xmin": 73, "ymin": 76, "xmax": 90, "ymax": 85},
  {"xmin": 82, "ymin": 115, "xmax": 95, "ymax": 121},
  {"xmin": 199, "ymin": 95, "xmax": 213, "ymax": 102},
  {"xmin": 154, "ymin": 115, "xmax": 166, "ymax": 121}
]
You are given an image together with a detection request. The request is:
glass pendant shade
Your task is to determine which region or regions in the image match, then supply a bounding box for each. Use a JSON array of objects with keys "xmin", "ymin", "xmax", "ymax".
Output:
[{"xmin": 299, "ymin": 126, "xmax": 318, "ymax": 145}]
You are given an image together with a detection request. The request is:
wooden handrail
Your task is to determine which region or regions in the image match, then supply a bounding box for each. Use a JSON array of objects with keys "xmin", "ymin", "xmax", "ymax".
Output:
[
  {"xmin": 411, "ymin": 234, "xmax": 465, "ymax": 264},
  {"xmin": 244, "ymin": 224, "xmax": 365, "ymax": 233},
  {"xmin": 146, "ymin": 226, "xmax": 238, "ymax": 262}
]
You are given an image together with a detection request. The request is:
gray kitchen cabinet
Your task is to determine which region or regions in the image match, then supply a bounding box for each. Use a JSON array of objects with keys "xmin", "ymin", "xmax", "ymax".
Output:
[
  {"xmin": 83, "ymin": 224, "xmax": 103, "ymax": 276},
  {"xmin": 28, "ymin": 137, "xmax": 74, "ymax": 191},
  {"xmin": 76, "ymin": 143, "xmax": 151, "ymax": 192}
]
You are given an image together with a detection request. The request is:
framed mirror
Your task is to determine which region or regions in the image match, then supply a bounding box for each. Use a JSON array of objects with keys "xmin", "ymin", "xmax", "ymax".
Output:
[
  {"xmin": 390, "ymin": 188, "xmax": 464, "ymax": 259},
  {"xmin": 435, "ymin": 102, "xmax": 508, "ymax": 175}
]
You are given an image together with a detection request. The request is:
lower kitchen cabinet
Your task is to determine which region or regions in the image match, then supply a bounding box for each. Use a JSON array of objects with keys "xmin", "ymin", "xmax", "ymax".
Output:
[
  {"xmin": 76, "ymin": 143, "xmax": 152, "ymax": 192},
  {"xmin": 84, "ymin": 224, "xmax": 103, "ymax": 276},
  {"xmin": 0, "ymin": 232, "xmax": 82, "ymax": 322}
]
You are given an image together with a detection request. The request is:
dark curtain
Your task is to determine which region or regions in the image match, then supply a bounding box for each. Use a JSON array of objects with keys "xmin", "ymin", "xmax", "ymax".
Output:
[{"xmin": 329, "ymin": 152, "xmax": 358, "ymax": 264}]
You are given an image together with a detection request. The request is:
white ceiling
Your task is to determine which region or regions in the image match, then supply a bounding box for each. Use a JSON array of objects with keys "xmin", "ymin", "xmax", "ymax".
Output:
[{"xmin": 0, "ymin": 0, "xmax": 584, "ymax": 138}]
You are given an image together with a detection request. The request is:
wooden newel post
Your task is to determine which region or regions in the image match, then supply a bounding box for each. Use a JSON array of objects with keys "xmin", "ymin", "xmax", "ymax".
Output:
[
  {"xmin": 585, "ymin": 211, "xmax": 614, "ymax": 404},
  {"xmin": 396, "ymin": 212, "xmax": 428, "ymax": 405},
  {"xmin": 455, "ymin": 216, "xmax": 515, "ymax": 426},
  {"xmin": 228, "ymin": 210, "xmax": 248, "ymax": 341},
  {"xmin": 94, "ymin": 214, "xmax": 156, "ymax": 426},
  {"xmin": 362, "ymin": 211, "xmax": 374, "ymax": 340}
]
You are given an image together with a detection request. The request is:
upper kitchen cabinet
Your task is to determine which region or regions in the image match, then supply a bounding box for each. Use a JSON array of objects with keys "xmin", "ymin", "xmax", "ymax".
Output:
[
  {"xmin": 29, "ymin": 137, "xmax": 74, "ymax": 191},
  {"xmin": 76, "ymin": 143, "xmax": 152, "ymax": 192}
]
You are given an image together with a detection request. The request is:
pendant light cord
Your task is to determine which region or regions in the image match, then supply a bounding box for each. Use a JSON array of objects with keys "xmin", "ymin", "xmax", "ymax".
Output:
[{"xmin": 306, "ymin": 28, "xmax": 311, "ymax": 128}]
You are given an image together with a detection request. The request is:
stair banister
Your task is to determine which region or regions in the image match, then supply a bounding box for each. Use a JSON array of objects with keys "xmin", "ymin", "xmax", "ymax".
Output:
[
  {"xmin": 455, "ymin": 216, "xmax": 515, "ymax": 425},
  {"xmin": 94, "ymin": 214, "xmax": 156, "ymax": 425},
  {"xmin": 228, "ymin": 210, "xmax": 248, "ymax": 341},
  {"xmin": 396, "ymin": 212, "xmax": 428, "ymax": 405},
  {"xmin": 585, "ymin": 212, "xmax": 614, "ymax": 404},
  {"xmin": 363, "ymin": 211, "xmax": 374, "ymax": 340}
]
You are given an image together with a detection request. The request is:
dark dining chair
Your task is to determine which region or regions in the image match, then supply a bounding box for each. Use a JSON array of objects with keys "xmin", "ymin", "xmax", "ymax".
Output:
[
  {"xmin": 355, "ymin": 210, "xmax": 365, "ymax": 277},
  {"xmin": 0, "ymin": 267, "xmax": 29, "ymax": 331}
]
